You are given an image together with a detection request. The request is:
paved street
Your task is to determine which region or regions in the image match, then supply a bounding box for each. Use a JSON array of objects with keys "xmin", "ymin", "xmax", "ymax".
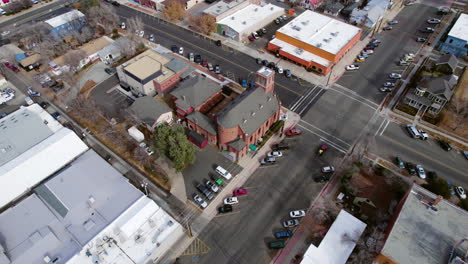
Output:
[
  {"xmin": 178, "ymin": 134, "xmax": 343, "ymax": 264},
  {"xmin": 337, "ymin": 3, "xmax": 444, "ymax": 103}
]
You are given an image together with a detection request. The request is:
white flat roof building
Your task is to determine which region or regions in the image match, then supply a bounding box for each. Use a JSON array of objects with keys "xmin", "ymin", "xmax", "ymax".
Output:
[
  {"xmin": 301, "ymin": 210, "xmax": 367, "ymax": 264},
  {"xmin": 269, "ymin": 38, "xmax": 332, "ymax": 67},
  {"xmin": 0, "ymin": 150, "xmax": 184, "ymax": 264},
  {"xmin": 448, "ymin": 13, "xmax": 468, "ymax": 41},
  {"xmin": 277, "ymin": 10, "xmax": 361, "ymax": 55},
  {"xmin": 218, "ymin": 3, "xmax": 284, "ymax": 41},
  {"xmin": 0, "ymin": 104, "xmax": 88, "ymax": 209},
  {"xmin": 45, "ymin": 9, "xmax": 85, "ymax": 29}
]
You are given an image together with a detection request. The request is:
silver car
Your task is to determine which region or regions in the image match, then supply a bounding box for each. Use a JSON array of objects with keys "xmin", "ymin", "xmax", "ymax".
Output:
[
  {"xmin": 416, "ymin": 165, "xmax": 426, "ymax": 179},
  {"xmin": 193, "ymin": 194, "xmax": 208, "ymax": 208},
  {"xmin": 283, "ymin": 219, "xmax": 300, "ymax": 228},
  {"xmin": 206, "ymin": 180, "xmax": 219, "ymax": 193}
]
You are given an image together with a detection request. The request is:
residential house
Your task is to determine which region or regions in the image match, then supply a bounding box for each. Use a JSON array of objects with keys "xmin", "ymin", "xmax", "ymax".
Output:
[
  {"xmin": 203, "ymin": 0, "xmax": 250, "ymax": 22},
  {"xmin": 97, "ymin": 42, "xmax": 122, "ymax": 65},
  {"xmin": 216, "ymin": 3, "xmax": 284, "ymax": 42},
  {"xmin": 323, "ymin": 1, "xmax": 344, "ymax": 17},
  {"xmin": 439, "ymin": 13, "xmax": 468, "ymax": 58},
  {"xmin": 375, "ymin": 184, "xmax": 468, "ymax": 264},
  {"xmin": 44, "ymin": 10, "xmax": 86, "ymax": 39},
  {"xmin": 173, "ymin": 67, "xmax": 281, "ymax": 160},
  {"xmin": 160, "ymin": 0, "xmax": 200, "ymax": 10},
  {"xmin": 15, "ymin": 53, "xmax": 41, "ymax": 71},
  {"xmin": 434, "ymin": 53, "xmax": 458, "ymax": 74},
  {"xmin": 403, "ymin": 74, "xmax": 458, "ymax": 115},
  {"xmin": 128, "ymin": 96, "xmax": 174, "ymax": 130},
  {"xmin": 117, "ymin": 49, "xmax": 192, "ymax": 96},
  {"xmin": 349, "ymin": 0, "xmax": 390, "ymax": 28},
  {"xmin": 54, "ymin": 36, "xmax": 113, "ymax": 70},
  {"xmin": 298, "ymin": 0, "xmax": 323, "ymax": 10},
  {"xmin": 341, "ymin": 2, "xmax": 360, "ymax": 17}
]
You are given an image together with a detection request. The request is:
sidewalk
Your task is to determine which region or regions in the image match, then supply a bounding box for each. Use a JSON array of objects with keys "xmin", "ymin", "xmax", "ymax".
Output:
[{"xmin": 159, "ymin": 108, "xmax": 300, "ymax": 263}]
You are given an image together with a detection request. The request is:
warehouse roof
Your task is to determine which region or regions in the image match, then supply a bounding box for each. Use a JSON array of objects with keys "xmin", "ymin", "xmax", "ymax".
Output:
[
  {"xmin": 277, "ymin": 10, "xmax": 361, "ymax": 55},
  {"xmin": 218, "ymin": 4, "xmax": 284, "ymax": 34},
  {"xmin": 0, "ymin": 104, "xmax": 88, "ymax": 209},
  {"xmin": 448, "ymin": 13, "xmax": 468, "ymax": 41},
  {"xmin": 45, "ymin": 10, "xmax": 85, "ymax": 28},
  {"xmin": 270, "ymin": 38, "xmax": 332, "ymax": 67}
]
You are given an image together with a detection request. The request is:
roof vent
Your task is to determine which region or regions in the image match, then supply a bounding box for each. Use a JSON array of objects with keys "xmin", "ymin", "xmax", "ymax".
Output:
[
  {"xmin": 292, "ymin": 25, "xmax": 301, "ymax": 31},
  {"xmin": 301, "ymin": 20, "xmax": 309, "ymax": 26},
  {"xmin": 331, "ymin": 31, "xmax": 339, "ymax": 36},
  {"xmin": 259, "ymin": 104, "xmax": 263, "ymax": 109},
  {"xmin": 270, "ymin": 7, "xmax": 274, "ymax": 10},
  {"xmin": 88, "ymin": 196, "xmax": 96, "ymax": 205},
  {"xmin": 254, "ymin": 8, "xmax": 258, "ymax": 11},
  {"xmin": 317, "ymin": 43, "xmax": 322, "ymax": 48},
  {"xmin": 242, "ymin": 21, "xmax": 246, "ymax": 25},
  {"xmin": 323, "ymin": 38, "xmax": 329, "ymax": 42},
  {"xmin": 294, "ymin": 48, "xmax": 304, "ymax": 55},
  {"xmin": 231, "ymin": 16, "xmax": 235, "ymax": 20},
  {"xmin": 243, "ymin": 119, "xmax": 247, "ymax": 123}
]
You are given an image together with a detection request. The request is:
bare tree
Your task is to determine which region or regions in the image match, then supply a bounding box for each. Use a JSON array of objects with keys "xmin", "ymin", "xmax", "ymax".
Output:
[
  {"xmin": 188, "ymin": 14, "xmax": 216, "ymax": 35},
  {"xmin": 126, "ymin": 16, "xmax": 144, "ymax": 37},
  {"xmin": 450, "ymin": 96, "xmax": 468, "ymax": 131},
  {"xmin": 62, "ymin": 50, "xmax": 87, "ymax": 71},
  {"xmin": 69, "ymin": 95, "xmax": 102, "ymax": 122},
  {"xmin": 86, "ymin": 5, "xmax": 119, "ymax": 34},
  {"xmin": 114, "ymin": 37, "xmax": 137, "ymax": 58},
  {"xmin": 10, "ymin": 22, "xmax": 50, "ymax": 49}
]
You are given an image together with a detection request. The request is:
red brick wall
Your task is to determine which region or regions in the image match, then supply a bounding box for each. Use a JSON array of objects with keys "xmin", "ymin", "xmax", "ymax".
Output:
[
  {"xmin": 195, "ymin": 90, "xmax": 223, "ymax": 114},
  {"xmin": 187, "ymin": 119, "xmax": 217, "ymax": 144}
]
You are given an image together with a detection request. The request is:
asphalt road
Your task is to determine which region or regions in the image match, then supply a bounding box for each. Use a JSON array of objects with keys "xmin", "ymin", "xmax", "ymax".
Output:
[
  {"xmin": 337, "ymin": 3, "xmax": 443, "ymax": 104},
  {"xmin": 178, "ymin": 134, "xmax": 343, "ymax": 264},
  {"xmin": 373, "ymin": 122, "xmax": 468, "ymax": 186}
]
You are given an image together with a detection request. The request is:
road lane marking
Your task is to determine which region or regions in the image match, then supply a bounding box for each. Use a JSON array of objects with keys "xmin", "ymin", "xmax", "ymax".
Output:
[
  {"xmin": 298, "ymin": 88, "xmax": 325, "ymax": 116},
  {"xmin": 121, "ymin": 13, "xmax": 303, "ymax": 97},
  {"xmin": 298, "ymin": 119, "xmax": 351, "ymax": 147},
  {"xmin": 296, "ymin": 123, "xmax": 348, "ymax": 153},
  {"xmin": 382, "ymin": 135, "xmax": 468, "ymax": 177},
  {"xmin": 375, "ymin": 119, "xmax": 386, "ymax": 136},
  {"xmin": 290, "ymin": 85, "xmax": 317, "ymax": 111},
  {"xmin": 380, "ymin": 119, "xmax": 390, "ymax": 136}
]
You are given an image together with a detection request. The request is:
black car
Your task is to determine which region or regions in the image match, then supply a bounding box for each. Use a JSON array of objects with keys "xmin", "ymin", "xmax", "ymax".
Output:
[
  {"xmin": 218, "ymin": 204, "xmax": 232, "ymax": 214},
  {"xmin": 438, "ymin": 140, "xmax": 452, "ymax": 151},
  {"xmin": 314, "ymin": 175, "xmax": 330, "ymax": 183},
  {"xmin": 195, "ymin": 54, "xmax": 202, "ymax": 64},
  {"xmin": 104, "ymin": 68, "xmax": 115, "ymax": 75},
  {"xmin": 272, "ymin": 142, "xmax": 289, "ymax": 151},
  {"xmin": 427, "ymin": 171, "xmax": 438, "ymax": 179},
  {"xmin": 39, "ymin": 102, "xmax": 49, "ymax": 109},
  {"xmin": 406, "ymin": 162, "xmax": 416, "ymax": 175},
  {"xmin": 215, "ymin": 40, "xmax": 222, "ymax": 46},
  {"xmin": 171, "ymin": 45, "xmax": 178, "ymax": 52},
  {"xmin": 111, "ymin": 1, "xmax": 120, "ymax": 6},
  {"xmin": 205, "ymin": 0, "xmax": 216, "ymax": 3},
  {"xmin": 51, "ymin": 112, "xmax": 62, "ymax": 120},
  {"xmin": 256, "ymin": 58, "xmax": 262, "ymax": 64},
  {"xmin": 262, "ymin": 59, "xmax": 268, "ymax": 66},
  {"xmin": 267, "ymin": 62, "xmax": 276, "ymax": 69},
  {"xmin": 196, "ymin": 183, "xmax": 214, "ymax": 200}
]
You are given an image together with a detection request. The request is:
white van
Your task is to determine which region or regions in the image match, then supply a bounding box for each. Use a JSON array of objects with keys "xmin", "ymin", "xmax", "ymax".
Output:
[
  {"xmin": 215, "ymin": 166, "xmax": 232, "ymax": 180},
  {"xmin": 406, "ymin": 124, "xmax": 421, "ymax": 138}
]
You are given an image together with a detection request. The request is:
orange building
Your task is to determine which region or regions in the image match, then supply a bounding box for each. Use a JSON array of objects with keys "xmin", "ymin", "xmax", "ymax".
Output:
[{"xmin": 268, "ymin": 10, "xmax": 362, "ymax": 74}]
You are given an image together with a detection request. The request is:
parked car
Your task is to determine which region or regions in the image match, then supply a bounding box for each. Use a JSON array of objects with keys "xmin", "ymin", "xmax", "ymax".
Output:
[
  {"xmin": 446, "ymin": 180, "xmax": 456, "ymax": 195},
  {"xmin": 396, "ymin": 157, "xmax": 405, "ymax": 168},
  {"xmin": 420, "ymin": 27, "xmax": 435, "ymax": 33},
  {"xmin": 285, "ymin": 69, "xmax": 292, "ymax": 78},
  {"xmin": 189, "ymin": 52, "xmax": 194, "ymax": 62},
  {"xmin": 208, "ymin": 63, "xmax": 214, "ymax": 71},
  {"xmin": 389, "ymin": 73, "xmax": 402, "ymax": 79},
  {"xmin": 427, "ymin": 171, "xmax": 438, "ymax": 179},
  {"xmin": 241, "ymin": 79, "xmax": 248, "ymax": 88},
  {"xmin": 193, "ymin": 194, "xmax": 208, "ymax": 208},
  {"xmin": 51, "ymin": 112, "xmax": 62, "ymax": 120},
  {"xmin": 405, "ymin": 1, "xmax": 414, "ymax": 5},
  {"xmin": 149, "ymin": 34, "xmax": 155, "ymax": 42},
  {"xmin": 195, "ymin": 55, "xmax": 202, "ymax": 64},
  {"xmin": 388, "ymin": 20, "xmax": 399, "ymax": 25},
  {"xmin": 27, "ymin": 88, "xmax": 41, "ymax": 97},
  {"xmin": 215, "ymin": 166, "xmax": 232, "ymax": 180},
  {"xmin": 39, "ymin": 101, "xmax": 49, "ymax": 109},
  {"xmin": 233, "ymin": 188, "xmax": 248, "ymax": 196},
  {"xmin": 197, "ymin": 183, "xmax": 214, "ymax": 200},
  {"xmin": 399, "ymin": 60, "xmax": 410, "ymax": 66},
  {"xmin": 248, "ymin": 35, "xmax": 255, "ymax": 41},
  {"xmin": 4, "ymin": 62, "xmax": 19, "ymax": 72},
  {"xmin": 463, "ymin": 151, "xmax": 468, "ymax": 160},
  {"xmin": 346, "ymin": 64, "xmax": 360, "ymax": 71},
  {"xmin": 416, "ymin": 165, "xmax": 426, "ymax": 179},
  {"xmin": 262, "ymin": 59, "xmax": 269, "ymax": 66},
  {"xmin": 268, "ymin": 240, "xmax": 285, "ymax": 249},
  {"xmin": 261, "ymin": 156, "xmax": 276, "ymax": 165},
  {"xmin": 418, "ymin": 130, "xmax": 428, "ymax": 140},
  {"xmin": 406, "ymin": 162, "xmax": 416, "ymax": 175},
  {"xmin": 427, "ymin": 18, "xmax": 441, "ymax": 24},
  {"xmin": 286, "ymin": 128, "xmax": 302, "ymax": 136},
  {"xmin": 267, "ymin": 151, "xmax": 283, "ymax": 158},
  {"xmin": 215, "ymin": 40, "xmax": 222, "ymax": 46},
  {"xmin": 111, "ymin": 0, "xmax": 120, "ymax": 6},
  {"xmin": 274, "ymin": 18, "xmax": 280, "ymax": 24},
  {"xmin": 456, "ymin": 186, "xmax": 466, "ymax": 199},
  {"xmin": 438, "ymin": 140, "xmax": 452, "ymax": 151},
  {"xmin": 178, "ymin": 47, "xmax": 184, "ymax": 55},
  {"xmin": 206, "ymin": 180, "xmax": 219, "ymax": 193},
  {"xmin": 104, "ymin": 68, "xmax": 115, "ymax": 75},
  {"xmin": 277, "ymin": 66, "xmax": 283, "ymax": 74},
  {"xmin": 202, "ymin": 58, "xmax": 208, "ymax": 67},
  {"xmin": 416, "ymin": 37, "xmax": 427, "ymax": 42},
  {"xmin": 274, "ymin": 230, "xmax": 293, "ymax": 239},
  {"xmin": 283, "ymin": 219, "xmax": 300, "ymax": 228},
  {"xmin": 252, "ymin": 32, "xmax": 259, "ymax": 39},
  {"xmin": 218, "ymin": 204, "xmax": 232, "ymax": 213},
  {"xmin": 272, "ymin": 142, "xmax": 289, "ymax": 151},
  {"xmin": 256, "ymin": 58, "xmax": 262, "ymax": 64},
  {"xmin": 321, "ymin": 166, "xmax": 335, "ymax": 173},
  {"xmin": 355, "ymin": 57, "xmax": 365, "ymax": 63},
  {"xmin": 383, "ymin": 82, "xmax": 396, "ymax": 87},
  {"xmin": 382, "ymin": 26, "xmax": 393, "ymax": 31},
  {"xmin": 289, "ymin": 210, "xmax": 305, "ymax": 218},
  {"xmin": 138, "ymin": 30, "xmax": 144, "ymax": 37},
  {"xmin": 314, "ymin": 175, "xmax": 330, "ymax": 183},
  {"xmin": 121, "ymin": 22, "xmax": 126, "ymax": 29},
  {"xmin": 214, "ymin": 64, "xmax": 221, "ymax": 74},
  {"xmin": 261, "ymin": 28, "xmax": 267, "ymax": 34},
  {"xmin": 171, "ymin": 45, "xmax": 178, "ymax": 53},
  {"xmin": 224, "ymin": 197, "xmax": 239, "ymax": 205}
]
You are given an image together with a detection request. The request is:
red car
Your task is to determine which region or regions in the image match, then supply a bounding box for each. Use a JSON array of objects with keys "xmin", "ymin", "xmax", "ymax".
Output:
[
  {"xmin": 286, "ymin": 128, "xmax": 302, "ymax": 136},
  {"xmin": 4, "ymin": 62, "xmax": 19, "ymax": 73},
  {"xmin": 233, "ymin": 188, "xmax": 248, "ymax": 196},
  {"xmin": 202, "ymin": 58, "xmax": 208, "ymax": 67},
  {"xmin": 248, "ymin": 35, "xmax": 255, "ymax": 41}
]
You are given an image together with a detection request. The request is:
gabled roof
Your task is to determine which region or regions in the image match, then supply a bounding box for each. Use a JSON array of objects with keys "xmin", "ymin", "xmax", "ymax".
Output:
[
  {"xmin": 217, "ymin": 88, "xmax": 279, "ymax": 135},
  {"xmin": 44, "ymin": 10, "xmax": 85, "ymax": 28},
  {"xmin": 228, "ymin": 137, "xmax": 246, "ymax": 151},
  {"xmin": 187, "ymin": 111, "xmax": 217, "ymax": 135},
  {"xmin": 324, "ymin": 1, "xmax": 344, "ymax": 13},
  {"xmin": 172, "ymin": 75, "xmax": 222, "ymax": 109},
  {"xmin": 128, "ymin": 96, "xmax": 172, "ymax": 127},
  {"xmin": 436, "ymin": 53, "xmax": 458, "ymax": 71},
  {"xmin": 419, "ymin": 75, "xmax": 458, "ymax": 100}
]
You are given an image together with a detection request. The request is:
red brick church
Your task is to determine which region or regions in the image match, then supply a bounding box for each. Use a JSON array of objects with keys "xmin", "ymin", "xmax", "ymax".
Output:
[{"xmin": 170, "ymin": 67, "xmax": 281, "ymax": 160}]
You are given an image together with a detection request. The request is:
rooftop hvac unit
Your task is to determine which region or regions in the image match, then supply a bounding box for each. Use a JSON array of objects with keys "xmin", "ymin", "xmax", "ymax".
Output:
[
  {"xmin": 231, "ymin": 16, "xmax": 235, "ymax": 20},
  {"xmin": 295, "ymin": 48, "xmax": 303, "ymax": 55},
  {"xmin": 270, "ymin": 7, "xmax": 273, "ymax": 10},
  {"xmin": 317, "ymin": 43, "xmax": 322, "ymax": 48},
  {"xmin": 292, "ymin": 26, "xmax": 301, "ymax": 31},
  {"xmin": 242, "ymin": 21, "xmax": 246, "ymax": 24},
  {"xmin": 301, "ymin": 20, "xmax": 309, "ymax": 25},
  {"xmin": 323, "ymin": 38, "xmax": 329, "ymax": 42},
  {"xmin": 254, "ymin": 8, "xmax": 258, "ymax": 11}
]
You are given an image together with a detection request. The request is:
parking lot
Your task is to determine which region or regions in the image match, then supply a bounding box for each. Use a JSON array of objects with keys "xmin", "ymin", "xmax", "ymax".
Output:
[
  {"xmin": 179, "ymin": 132, "xmax": 344, "ymax": 264},
  {"xmin": 245, "ymin": 14, "xmax": 293, "ymax": 52},
  {"xmin": 183, "ymin": 146, "xmax": 243, "ymax": 208}
]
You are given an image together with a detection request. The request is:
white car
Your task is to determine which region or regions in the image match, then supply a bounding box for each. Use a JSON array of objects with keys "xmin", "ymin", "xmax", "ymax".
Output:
[
  {"xmin": 27, "ymin": 88, "xmax": 41, "ymax": 97},
  {"xmin": 224, "ymin": 197, "xmax": 239, "ymax": 205},
  {"xmin": 427, "ymin": 18, "xmax": 441, "ymax": 24},
  {"xmin": 267, "ymin": 151, "xmax": 283, "ymax": 158},
  {"xmin": 277, "ymin": 66, "xmax": 283, "ymax": 74},
  {"xmin": 138, "ymin": 30, "xmax": 144, "ymax": 37},
  {"xmin": 193, "ymin": 194, "xmax": 208, "ymax": 208},
  {"xmin": 388, "ymin": 20, "xmax": 398, "ymax": 25},
  {"xmin": 346, "ymin": 64, "xmax": 360, "ymax": 71},
  {"xmin": 363, "ymin": 49, "xmax": 374, "ymax": 54},
  {"xmin": 389, "ymin": 73, "xmax": 402, "ymax": 79},
  {"xmin": 208, "ymin": 63, "xmax": 214, "ymax": 71},
  {"xmin": 416, "ymin": 165, "xmax": 426, "ymax": 179},
  {"xmin": 418, "ymin": 130, "xmax": 429, "ymax": 140},
  {"xmin": 179, "ymin": 47, "xmax": 184, "ymax": 55},
  {"xmin": 121, "ymin": 22, "xmax": 126, "ymax": 29},
  {"xmin": 206, "ymin": 180, "xmax": 219, "ymax": 193},
  {"xmin": 149, "ymin": 34, "xmax": 155, "ymax": 42},
  {"xmin": 252, "ymin": 32, "xmax": 259, "ymax": 39},
  {"xmin": 456, "ymin": 186, "xmax": 466, "ymax": 199},
  {"xmin": 1, "ymin": 31, "xmax": 10, "ymax": 37},
  {"xmin": 283, "ymin": 219, "xmax": 300, "ymax": 228},
  {"xmin": 321, "ymin": 166, "xmax": 335, "ymax": 173},
  {"xmin": 189, "ymin": 53, "xmax": 194, "ymax": 62},
  {"xmin": 383, "ymin": 82, "xmax": 396, "ymax": 87},
  {"xmin": 289, "ymin": 210, "xmax": 305, "ymax": 218}
]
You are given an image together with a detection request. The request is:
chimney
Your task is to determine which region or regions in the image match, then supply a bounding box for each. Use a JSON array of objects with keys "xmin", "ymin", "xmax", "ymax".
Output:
[{"xmin": 433, "ymin": 196, "xmax": 443, "ymax": 206}]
